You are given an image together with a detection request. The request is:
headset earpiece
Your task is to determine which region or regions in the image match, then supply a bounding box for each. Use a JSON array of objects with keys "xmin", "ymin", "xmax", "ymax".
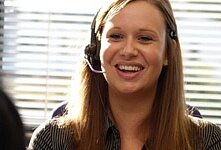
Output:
[
  {"xmin": 169, "ymin": 29, "xmax": 177, "ymax": 40},
  {"xmin": 84, "ymin": 43, "xmax": 96, "ymax": 65},
  {"xmin": 85, "ymin": 43, "xmax": 96, "ymax": 56}
]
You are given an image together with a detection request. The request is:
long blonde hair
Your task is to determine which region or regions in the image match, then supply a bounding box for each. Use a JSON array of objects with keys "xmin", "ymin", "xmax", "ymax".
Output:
[{"xmin": 64, "ymin": 0, "xmax": 202, "ymax": 149}]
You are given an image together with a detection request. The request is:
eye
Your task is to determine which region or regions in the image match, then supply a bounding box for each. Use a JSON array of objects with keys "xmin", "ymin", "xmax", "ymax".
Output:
[
  {"xmin": 109, "ymin": 33, "xmax": 123, "ymax": 41},
  {"xmin": 138, "ymin": 35, "xmax": 153, "ymax": 43}
]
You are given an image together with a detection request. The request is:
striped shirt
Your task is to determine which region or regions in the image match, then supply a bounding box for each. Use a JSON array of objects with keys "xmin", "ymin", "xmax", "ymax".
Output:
[{"xmin": 28, "ymin": 116, "xmax": 221, "ymax": 150}]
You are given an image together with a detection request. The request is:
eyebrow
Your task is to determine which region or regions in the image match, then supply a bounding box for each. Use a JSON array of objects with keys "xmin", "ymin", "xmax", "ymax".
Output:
[
  {"xmin": 106, "ymin": 25, "xmax": 160, "ymax": 38},
  {"xmin": 109, "ymin": 27, "xmax": 157, "ymax": 33},
  {"xmin": 139, "ymin": 28, "xmax": 158, "ymax": 34}
]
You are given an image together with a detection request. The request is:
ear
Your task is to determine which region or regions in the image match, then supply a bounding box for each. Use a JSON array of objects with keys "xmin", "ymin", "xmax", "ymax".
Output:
[
  {"xmin": 164, "ymin": 39, "xmax": 177, "ymax": 66},
  {"xmin": 163, "ymin": 45, "xmax": 169, "ymax": 66},
  {"xmin": 163, "ymin": 59, "xmax": 168, "ymax": 66}
]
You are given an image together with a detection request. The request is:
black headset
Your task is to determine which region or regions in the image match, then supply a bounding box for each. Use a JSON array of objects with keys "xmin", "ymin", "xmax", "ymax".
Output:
[{"xmin": 84, "ymin": 11, "xmax": 102, "ymax": 73}]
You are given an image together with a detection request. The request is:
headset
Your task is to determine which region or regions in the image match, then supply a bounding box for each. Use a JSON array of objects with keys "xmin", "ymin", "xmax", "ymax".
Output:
[
  {"xmin": 84, "ymin": 11, "xmax": 104, "ymax": 73},
  {"xmin": 169, "ymin": 29, "xmax": 177, "ymax": 40},
  {"xmin": 84, "ymin": 11, "xmax": 177, "ymax": 74}
]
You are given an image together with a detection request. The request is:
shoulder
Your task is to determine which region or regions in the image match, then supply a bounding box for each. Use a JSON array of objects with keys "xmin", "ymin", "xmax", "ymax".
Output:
[
  {"xmin": 28, "ymin": 118, "xmax": 75, "ymax": 150},
  {"xmin": 189, "ymin": 116, "xmax": 221, "ymax": 149}
]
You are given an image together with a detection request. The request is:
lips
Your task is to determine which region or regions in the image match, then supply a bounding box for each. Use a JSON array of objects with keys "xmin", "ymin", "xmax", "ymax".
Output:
[{"xmin": 115, "ymin": 64, "xmax": 144, "ymax": 72}]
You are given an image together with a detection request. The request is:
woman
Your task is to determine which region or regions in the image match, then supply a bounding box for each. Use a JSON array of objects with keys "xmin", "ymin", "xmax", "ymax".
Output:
[{"xmin": 29, "ymin": 0, "xmax": 221, "ymax": 149}]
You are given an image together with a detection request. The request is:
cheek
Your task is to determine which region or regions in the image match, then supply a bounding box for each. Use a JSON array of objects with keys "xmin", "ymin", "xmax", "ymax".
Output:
[
  {"xmin": 100, "ymin": 40, "xmax": 119, "ymax": 65},
  {"xmin": 144, "ymin": 47, "xmax": 165, "ymax": 67},
  {"xmin": 99, "ymin": 41, "xmax": 110, "ymax": 64},
  {"xmin": 150, "ymin": 42, "xmax": 167, "ymax": 66}
]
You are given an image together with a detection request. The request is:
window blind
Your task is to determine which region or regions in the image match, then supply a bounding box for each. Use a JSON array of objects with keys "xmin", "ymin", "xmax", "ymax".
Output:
[
  {"xmin": 171, "ymin": 0, "xmax": 221, "ymax": 126},
  {"xmin": 0, "ymin": 0, "xmax": 220, "ymax": 131},
  {"xmin": 0, "ymin": 0, "xmax": 100, "ymax": 130}
]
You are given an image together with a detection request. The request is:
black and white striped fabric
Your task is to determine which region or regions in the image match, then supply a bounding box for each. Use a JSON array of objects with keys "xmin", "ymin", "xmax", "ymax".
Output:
[{"xmin": 28, "ymin": 116, "xmax": 221, "ymax": 150}]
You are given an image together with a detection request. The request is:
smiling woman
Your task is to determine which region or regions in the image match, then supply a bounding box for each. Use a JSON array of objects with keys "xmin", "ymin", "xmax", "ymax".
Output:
[
  {"xmin": 1, "ymin": 0, "xmax": 220, "ymax": 136},
  {"xmin": 0, "ymin": 0, "xmax": 221, "ymax": 149},
  {"xmin": 100, "ymin": 1, "xmax": 167, "ymax": 95},
  {"xmin": 28, "ymin": 0, "xmax": 221, "ymax": 150}
]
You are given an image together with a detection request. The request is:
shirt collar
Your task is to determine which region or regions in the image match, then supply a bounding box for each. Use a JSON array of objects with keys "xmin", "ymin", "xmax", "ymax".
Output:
[
  {"xmin": 104, "ymin": 115, "xmax": 116, "ymax": 135},
  {"xmin": 104, "ymin": 114, "xmax": 149, "ymax": 150}
]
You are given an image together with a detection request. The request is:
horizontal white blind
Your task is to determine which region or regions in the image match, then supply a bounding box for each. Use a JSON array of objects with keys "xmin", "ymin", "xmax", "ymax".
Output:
[
  {"xmin": 0, "ymin": 0, "xmax": 99, "ymax": 130},
  {"xmin": 0, "ymin": 0, "xmax": 220, "ymax": 130},
  {"xmin": 171, "ymin": 0, "xmax": 221, "ymax": 126}
]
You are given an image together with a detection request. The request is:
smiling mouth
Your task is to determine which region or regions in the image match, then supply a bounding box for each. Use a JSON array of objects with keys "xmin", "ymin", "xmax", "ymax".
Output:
[{"xmin": 115, "ymin": 64, "xmax": 144, "ymax": 72}]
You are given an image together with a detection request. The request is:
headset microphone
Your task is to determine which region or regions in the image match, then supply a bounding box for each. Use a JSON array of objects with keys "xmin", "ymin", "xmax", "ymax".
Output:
[
  {"xmin": 84, "ymin": 10, "xmax": 105, "ymax": 74},
  {"xmin": 85, "ymin": 58, "xmax": 105, "ymax": 73}
]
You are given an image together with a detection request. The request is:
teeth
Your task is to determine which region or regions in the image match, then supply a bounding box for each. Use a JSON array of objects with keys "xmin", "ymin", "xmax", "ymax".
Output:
[{"xmin": 118, "ymin": 65, "xmax": 142, "ymax": 71}]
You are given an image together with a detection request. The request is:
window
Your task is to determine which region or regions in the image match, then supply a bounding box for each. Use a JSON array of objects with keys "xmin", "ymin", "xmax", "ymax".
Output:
[
  {"xmin": 0, "ymin": 0, "xmax": 220, "ymax": 132},
  {"xmin": 0, "ymin": 0, "xmax": 101, "ymax": 131},
  {"xmin": 171, "ymin": 0, "xmax": 221, "ymax": 126}
]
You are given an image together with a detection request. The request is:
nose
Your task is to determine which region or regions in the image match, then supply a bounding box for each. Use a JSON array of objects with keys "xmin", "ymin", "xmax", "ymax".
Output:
[{"xmin": 120, "ymin": 37, "xmax": 138, "ymax": 58}]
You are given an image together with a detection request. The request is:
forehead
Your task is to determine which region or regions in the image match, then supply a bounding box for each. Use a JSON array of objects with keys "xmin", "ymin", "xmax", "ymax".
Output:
[{"xmin": 103, "ymin": 1, "xmax": 166, "ymax": 32}]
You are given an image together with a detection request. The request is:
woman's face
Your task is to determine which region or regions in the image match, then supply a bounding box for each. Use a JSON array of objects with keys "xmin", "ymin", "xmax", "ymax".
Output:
[{"xmin": 100, "ymin": 1, "xmax": 167, "ymax": 96}]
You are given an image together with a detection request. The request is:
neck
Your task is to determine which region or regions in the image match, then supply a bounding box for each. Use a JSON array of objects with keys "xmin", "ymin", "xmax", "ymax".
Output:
[{"xmin": 108, "ymin": 88, "xmax": 155, "ymax": 142}]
